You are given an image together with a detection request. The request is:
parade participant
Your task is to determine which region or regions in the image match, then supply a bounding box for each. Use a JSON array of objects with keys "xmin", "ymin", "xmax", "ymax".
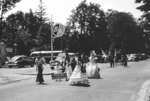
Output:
[
  {"xmin": 65, "ymin": 52, "xmax": 72, "ymax": 81},
  {"xmin": 89, "ymin": 50, "xmax": 97, "ymax": 62},
  {"xmin": 69, "ymin": 54, "xmax": 89, "ymax": 86},
  {"xmin": 86, "ymin": 51, "xmax": 100, "ymax": 79},
  {"xmin": 109, "ymin": 55, "xmax": 114, "ymax": 68},
  {"xmin": 121, "ymin": 54, "xmax": 128, "ymax": 67},
  {"xmin": 35, "ymin": 56, "xmax": 45, "ymax": 84},
  {"xmin": 65, "ymin": 63, "xmax": 72, "ymax": 81},
  {"xmin": 70, "ymin": 57, "xmax": 77, "ymax": 72},
  {"xmin": 124, "ymin": 54, "xmax": 128, "ymax": 67},
  {"xmin": 86, "ymin": 62, "xmax": 100, "ymax": 79}
]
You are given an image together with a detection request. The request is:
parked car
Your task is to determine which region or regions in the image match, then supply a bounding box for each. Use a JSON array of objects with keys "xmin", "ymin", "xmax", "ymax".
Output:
[
  {"xmin": 5, "ymin": 55, "xmax": 34, "ymax": 68},
  {"xmin": 135, "ymin": 53, "xmax": 149, "ymax": 61},
  {"xmin": 127, "ymin": 53, "xmax": 149, "ymax": 62}
]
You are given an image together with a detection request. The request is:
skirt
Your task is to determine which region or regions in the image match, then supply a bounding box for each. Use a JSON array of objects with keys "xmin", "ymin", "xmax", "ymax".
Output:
[
  {"xmin": 36, "ymin": 73, "xmax": 44, "ymax": 83},
  {"xmin": 69, "ymin": 65, "xmax": 89, "ymax": 86},
  {"xmin": 86, "ymin": 62, "xmax": 100, "ymax": 79},
  {"xmin": 65, "ymin": 65, "xmax": 72, "ymax": 80}
]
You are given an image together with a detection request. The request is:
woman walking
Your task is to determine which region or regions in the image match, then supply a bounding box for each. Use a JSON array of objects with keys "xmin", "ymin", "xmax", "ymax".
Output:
[
  {"xmin": 64, "ymin": 52, "xmax": 72, "ymax": 81},
  {"xmin": 86, "ymin": 52, "xmax": 100, "ymax": 79},
  {"xmin": 69, "ymin": 54, "xmax": 89, "ymax": 86},
  {"xmin": 35, "ymin": 56, "xmax": 45, "ymax": 84}
]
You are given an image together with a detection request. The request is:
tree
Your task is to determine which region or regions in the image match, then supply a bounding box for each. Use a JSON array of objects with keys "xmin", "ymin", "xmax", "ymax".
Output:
[
  {"xmin": 35, "ymin": 0, "xmax": 48, "ymax": 24},
  {"xmin": 0, "ymin": 41, "xmax": 7, "ymax": 67},
  {"xmin": 67, "ymin": 0, "xmax": 107, "ymax": 52},
  {"xmin": 36, "ymin": 23, "xmax": 51, "ymax": 47},
  {"xmin": 24, "ymin": 9, "xmax": 41, "ymax": 38},
  {"xmin": 0, "ymin": 0, "xmax": 21, "ymax": 37},
  {"xmin": 0, "ymin": 0, "xmax": 21, "ymax": 18},
  {"xmin": 6, "ymin": 11, "xmax": 24, "ymax": 45},
  {"xmin": 6, "ymin": 10, "xmax": 45, "ymax": 54},
  {"xmin": 136, "ymin": 0, "xmax": 150, "ymax": 13},
  {"xmin": 6, "ymin": 11, "xmax": 30, "ymax": 54},
  {"xmin": 136, "ymin": 0, "xmax": 150, "ymax": 52},
  {"xmin": 107, "ymin": 11, "xmax": 143, "ymax": 53}
]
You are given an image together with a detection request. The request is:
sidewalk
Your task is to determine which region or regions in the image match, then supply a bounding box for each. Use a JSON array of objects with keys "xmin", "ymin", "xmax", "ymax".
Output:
[
  {"xmin": 0, "ymin": 69, "xmax": 32, "ymax": 85},
  {"xmin": 0, "ymin": 64, "xmax": 51, "ymax": 85}
]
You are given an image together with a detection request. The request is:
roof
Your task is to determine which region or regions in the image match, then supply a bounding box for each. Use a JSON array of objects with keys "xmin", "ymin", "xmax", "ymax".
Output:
[{"xmin": 30, "ymin": 50, "xmax": 63, "ymax": 56}]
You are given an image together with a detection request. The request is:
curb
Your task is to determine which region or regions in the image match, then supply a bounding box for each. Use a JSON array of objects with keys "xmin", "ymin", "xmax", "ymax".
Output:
[
  {"xmin": 136, "ymin": 80, "xmax": 150, "ymax": 101},
  {"xmin": 16, "ymin": 73, "xmax": 52, "ymax": 76},
  {"xmin": 0, "ymin": 77, "xmax": 32, "ymax": 85}
]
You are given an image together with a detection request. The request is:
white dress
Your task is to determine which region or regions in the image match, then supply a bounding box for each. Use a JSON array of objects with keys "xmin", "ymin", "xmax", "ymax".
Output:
[
  {"xmin": 65, "ymin": 64, "xmax": 72, "ymax": 80},
  {"xmin": 69, "ymin": 64, "xmax": 89, "ymax": 85},
  {"xmin": 86, "ymin": 62, "xmax": 100, "ymax": 79}
]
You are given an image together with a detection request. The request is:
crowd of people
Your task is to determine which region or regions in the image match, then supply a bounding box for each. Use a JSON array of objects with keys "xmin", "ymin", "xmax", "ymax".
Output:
[
  {"xmin": 109, "ymin": 51, "xmax": 128, "ymax": 68},
  {"xmin": 35, "ymin": 51, "xmax": 101, "ymax": 86},
  {"xmin": 34, "ymin": 50, "xmax": 128, "ymax": 86}
]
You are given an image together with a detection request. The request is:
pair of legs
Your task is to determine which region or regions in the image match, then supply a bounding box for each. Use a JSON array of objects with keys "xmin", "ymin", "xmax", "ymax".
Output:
[
  {"xmin": 36, "ymin": 66, "xmax": 44, "ymax": 84},
  {"xmin": 110, "ymin": 61, "xmax": 114, "ymax": 68}
]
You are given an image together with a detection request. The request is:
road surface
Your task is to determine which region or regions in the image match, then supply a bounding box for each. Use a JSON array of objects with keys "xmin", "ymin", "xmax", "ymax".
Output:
[{"xmin": 0, "ymin": 60, "xmax": 150, "ymax": 101}]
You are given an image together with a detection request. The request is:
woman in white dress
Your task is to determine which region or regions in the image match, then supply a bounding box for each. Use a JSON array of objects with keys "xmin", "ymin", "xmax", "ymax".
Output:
[
  {"xmin": 86, "ymin": 61, "xmax": 100, "ymax": 79},
  {"xmin": 65, "ymin": 63, "xmax": 72, "ymax": 81},
  {"xmin": 86, "ymin": 51, "xmax": 101, "ymax": 79},
  {"xmin": 64, "ymin": 53, "xmax": 72, "ymax": 81},
  {"xmin": 69, "ymin": 55, "xmax": 89, "ymax": 86}
]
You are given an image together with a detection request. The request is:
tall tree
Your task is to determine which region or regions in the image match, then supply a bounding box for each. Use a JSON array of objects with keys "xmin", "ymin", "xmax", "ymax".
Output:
[
  {"xmin": 35, "ymin": 0, "xmax": 48, "ymax": 24},
  {"xmin": 0, "ymin": 0, "xmax": 21, "ymax": 37},
  {"xmin": 136, "ymin": 0, "xmax": 150, "ymax": 52},
  {"xmin": 6, "ymin": 11, "xmax": 44, "ymax": 54},
  {"xmin": 24, "ymin": 9, "xmax": 41, "ymax": 38},
  {"xmin": 107, "ymin": 11, "xmax": 142, "ymax": 53},
  {"xmin": 67, "ymin": 0, "xmax": 107, "ymax": 52},
  {"xmin": 0, "ymin": 0, "xmax": 21, "ymax": 19},
  {"xmin": 6, "ymin": 11, "xmax": 30, "ymax": 54},
  {"xmin": 36, "ymin": 23, "xmax": 51, "ymax": 47}
]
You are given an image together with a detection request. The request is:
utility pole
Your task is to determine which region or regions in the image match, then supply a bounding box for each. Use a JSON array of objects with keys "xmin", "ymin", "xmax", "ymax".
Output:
[{"xmin": 50, "ymin": 16, "xmax": 54, "ymax": 61}]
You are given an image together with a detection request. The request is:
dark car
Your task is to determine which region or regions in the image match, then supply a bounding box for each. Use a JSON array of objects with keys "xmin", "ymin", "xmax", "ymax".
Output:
[
  {"xmin": 135, "ymin": 53, "xmax": 149, "ymax": 61},
  {"xmin": 17, "ymin": 56, "xmax": 34, "ymax": 67},
  {"xmin": 127, "ymin": 53, "xmax": 149, "ymax": 62},
  {"xmin": 6, "ymin": 55, "xmax": 34, "ymax": 68}
]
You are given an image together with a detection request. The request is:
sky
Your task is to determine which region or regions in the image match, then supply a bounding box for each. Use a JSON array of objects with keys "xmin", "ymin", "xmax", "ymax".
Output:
[{"xmin": 5, "ymin": 0, "xmax": 143, "ymax": 25}]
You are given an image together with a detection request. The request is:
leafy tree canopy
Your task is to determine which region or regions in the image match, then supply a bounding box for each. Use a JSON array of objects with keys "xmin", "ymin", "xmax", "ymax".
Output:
[
  {"xmin": 107, "ymin": 11, "xmax": 139, "ymax": 52},
  {"xmin": 0, "ymin": 0, "xmax": 21, "ymax": 15},
  {"xmin": 66, "ymin": 0, "xmax": 108, "ymax": 52}
]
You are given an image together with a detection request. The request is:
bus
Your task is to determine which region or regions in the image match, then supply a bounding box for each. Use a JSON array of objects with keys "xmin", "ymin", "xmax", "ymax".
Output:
[{"xmin": 30, "ymin": 50, "xmax": 63, "ymax": 63}]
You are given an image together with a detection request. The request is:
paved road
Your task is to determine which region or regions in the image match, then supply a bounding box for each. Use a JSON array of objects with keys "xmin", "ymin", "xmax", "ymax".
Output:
[{"xmin": 0, "ymin": 60, "xmax": 150, "ymax": 101}]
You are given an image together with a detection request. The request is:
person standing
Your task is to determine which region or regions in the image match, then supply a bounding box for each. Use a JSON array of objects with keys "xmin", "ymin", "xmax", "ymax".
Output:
[
  {"xmin": 121, "ymin": 54, "xmax": 128, "ymax": 67},
  {"xmin": 35, "ymin": 56, "xmax": 45, "ymax": 84},
  {"xmin": 70, "ymin": 57, "xmax": 77, "ymax": 72},
  {"xmin": 86, "ymin": 52, "xmax": 101, "ymax": 79},
  {"xmin": 64, "ymin": 52, "xmax": 72, "ymax": 81},
  {"xmin": 109, "ymin": 55, "xmax": 114, "ymax": 68},
  {"xmin": 124, "ymin": 54, "xmax": 128, "ymax": 67},
  {"xmin": 69, "ymin": 54, "xmax": 89, "ymax": 86},
  {"xmin": 89, "ymin": 50, "xmax": 97, "ymax": 62}
]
